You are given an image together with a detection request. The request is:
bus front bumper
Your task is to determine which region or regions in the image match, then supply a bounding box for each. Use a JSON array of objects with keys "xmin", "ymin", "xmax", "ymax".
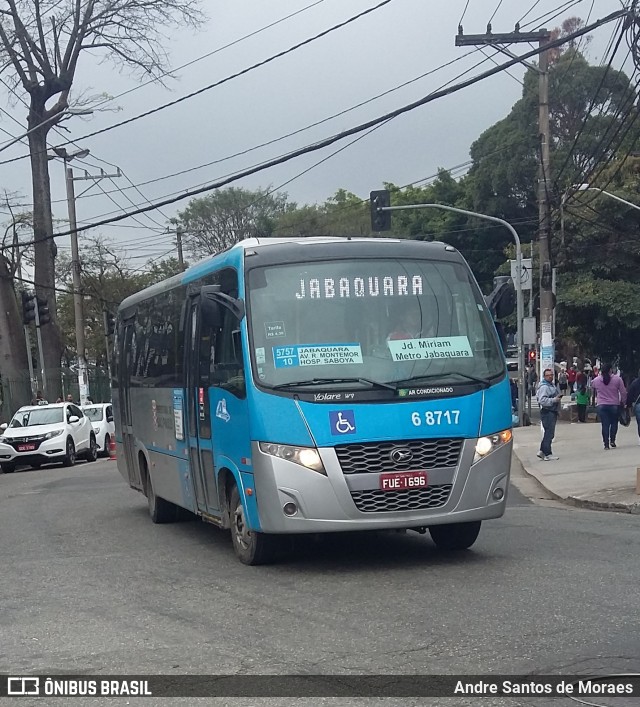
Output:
[{"xmin": 251, "ymin": 439, "xmax": 511, "ymax": 534}]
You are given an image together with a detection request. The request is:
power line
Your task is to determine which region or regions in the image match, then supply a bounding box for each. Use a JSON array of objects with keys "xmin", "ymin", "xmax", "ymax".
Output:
[
  {"xmin": 89, "ymin": 0, "xmax": 327, "ymax": 111},
  {"xmin": 51, "ymin": 44, "xmax": 518, "ymax": 241},
  {"xmin": 3, "ymin": 7, "xmax": 627, "ymax": 251},
  {"xmin": 0, "ymin": 0, "xmax": 396, "ymax": 168},
  {"xmin": 459, "ymin": 0, "xmax": 472, "ymax": 27},
  {"xmin": 517, "ymin": 0, "xmax": 544, "ymax": 26},
  {"xmin": 488, "ymin": 0, "xmax": 505, "ymax": 26}
]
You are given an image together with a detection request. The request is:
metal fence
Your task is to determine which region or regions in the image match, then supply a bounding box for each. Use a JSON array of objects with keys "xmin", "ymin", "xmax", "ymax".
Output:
[{"xmin": 0, "ymin": 368, "xmax": 112, "ymax": 423}]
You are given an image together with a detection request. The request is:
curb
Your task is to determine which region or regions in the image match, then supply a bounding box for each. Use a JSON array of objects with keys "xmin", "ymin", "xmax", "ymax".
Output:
[{"xmin": 512, "ymin": 448, "xmax": 640, "ymax": 515}]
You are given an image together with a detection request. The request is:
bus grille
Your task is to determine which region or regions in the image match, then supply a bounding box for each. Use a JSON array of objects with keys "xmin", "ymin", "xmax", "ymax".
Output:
[
  {"xmin": 335, "ymin": 438, "xmax": 462, "ymax": 474},
  {"xmin": 350, "ymin": 484, "xmax": 453, "ymax": 513}
]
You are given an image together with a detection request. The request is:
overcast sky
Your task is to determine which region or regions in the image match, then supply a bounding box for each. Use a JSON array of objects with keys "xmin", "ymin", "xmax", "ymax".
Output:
[{"xmin": 0, "ymin": 0, "xmax": 630, "ymax": 266}]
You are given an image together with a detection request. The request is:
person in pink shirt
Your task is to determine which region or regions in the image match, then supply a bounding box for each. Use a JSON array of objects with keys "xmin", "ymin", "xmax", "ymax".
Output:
[{"xmin": 591, "ymin": 363, "xmax": 627, "ymax": 450}]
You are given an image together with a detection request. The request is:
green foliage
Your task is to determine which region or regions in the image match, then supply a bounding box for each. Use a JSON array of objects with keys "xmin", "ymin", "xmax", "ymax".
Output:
[
  {"xmin": 558, "ymin": 275, "xmax": 640, "ymax": 372},
  {"xmin": 556, "ymin": 155, "xmax": 640, "ymax": 371},
  {"xmin": 272, "ymin": 189, "xmax": 370, "ymax": 237},
  {"xmin": 172, "ymin": 187, "xmax": 291, "ymax": 258}
]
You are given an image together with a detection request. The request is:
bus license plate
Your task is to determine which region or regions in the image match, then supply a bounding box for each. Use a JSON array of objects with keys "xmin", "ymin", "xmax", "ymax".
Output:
[
  {"xmin": 17, "ymin": 444, "xmax": 36, "ymax": 452},
  {"xmin": 380, "ymin": 471, "xmax": 427, "ymax": 491}
]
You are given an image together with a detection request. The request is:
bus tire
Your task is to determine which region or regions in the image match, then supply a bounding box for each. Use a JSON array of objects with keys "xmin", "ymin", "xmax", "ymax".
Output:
[
  {"xmin": 230, "ymin": 485, "xmax": 279, "ymax": 565},
  {"xmin": 145, "ymin": 469, "xmax": 178, "ymax": 524},
  {"xmin": 429, "ymin": 521, "xmax": 481, "ymax": 551}
]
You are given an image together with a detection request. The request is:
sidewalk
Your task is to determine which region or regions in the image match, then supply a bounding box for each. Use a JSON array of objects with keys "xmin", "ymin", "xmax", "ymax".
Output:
[{"xmin": 512, "ymin": 417, "xmax": 640, "ymax": 514}]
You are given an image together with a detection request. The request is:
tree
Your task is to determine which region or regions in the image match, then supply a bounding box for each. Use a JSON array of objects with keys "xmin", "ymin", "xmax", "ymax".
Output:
[
  {"xmin": 173, "ymin": 187, "xmax": 291, "ymax": 258},
  {"xmin": 273, "ymin": 189, "xmax": 370, "ymax": 238},
  {"xmin": 0, "ymin": 0, "xmax": 204, "ymax": 398},
  {"xmin": 0, "ymin": 199, "xmax": 32, "ymax": 413},
  {"xmin": 556, "ymin": 157, "xmax": 640, "ymax": 372}
]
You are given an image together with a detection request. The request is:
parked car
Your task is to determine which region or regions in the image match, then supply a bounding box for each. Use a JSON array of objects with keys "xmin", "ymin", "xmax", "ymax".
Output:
[
  {"xmin": 0, "ymin": 402, "xmax": 98, "ymax": 473},
  {"xmin": 505, "ymin": 346, "xmax": 519, "ymax": 373},
  {"xmin": 81, "ymin": 403, "xmax": 115, "ymax": 456}
]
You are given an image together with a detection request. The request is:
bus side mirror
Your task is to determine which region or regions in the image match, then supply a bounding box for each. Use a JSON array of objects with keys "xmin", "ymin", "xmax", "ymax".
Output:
[
  {"xmin": 200, "ymin": 285, "xmax": 245, "ymax": 322},
  {"xmin": 485, "ymin": 276, "xmax": 516, "ymax": 319},
  {"xmin": 200, "ymin": 296, "xmax": 222, "ymax": 328}
]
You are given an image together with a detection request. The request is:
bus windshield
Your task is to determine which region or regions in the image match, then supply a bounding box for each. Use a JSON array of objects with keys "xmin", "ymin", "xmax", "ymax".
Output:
[{"xmin": 247, "ymin": 258, "xmax": 504, "ymax": 390}]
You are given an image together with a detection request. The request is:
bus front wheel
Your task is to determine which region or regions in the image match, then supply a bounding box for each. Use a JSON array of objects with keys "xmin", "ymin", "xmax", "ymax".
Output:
[
  {"xmin": 230, "ymin": 486, "xmax": 279, "ymax": 565},
  {"xmin": 429, "ymin": 521, "xmax": 481, "ymax": 551}
]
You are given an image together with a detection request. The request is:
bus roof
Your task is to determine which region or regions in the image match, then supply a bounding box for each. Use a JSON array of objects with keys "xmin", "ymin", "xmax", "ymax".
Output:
[{"xmin": 118, "ymin": 236, "xmax": 462, "ymax": 313}]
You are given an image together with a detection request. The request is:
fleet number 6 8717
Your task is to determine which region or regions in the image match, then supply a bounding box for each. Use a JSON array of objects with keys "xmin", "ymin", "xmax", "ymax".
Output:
[{"xmin": 411, "ymin": 410, "xmax": 460, "ymax": 426}]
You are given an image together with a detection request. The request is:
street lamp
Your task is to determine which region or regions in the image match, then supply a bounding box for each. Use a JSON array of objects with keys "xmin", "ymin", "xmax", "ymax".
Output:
[
  {"xmin": 375, "ymin": 202, "xmax": 526, "ymax": 426},
  {"xmin": 561, "ymin": 183, "xmax": 640, "ymax": 252},
  {"xmin": 574, "ymin": 183, "xmax": 640, "ymax": 211},
  {"xmin": 50, "ymin": 146, "xmax": 92, "ymax": 405}
]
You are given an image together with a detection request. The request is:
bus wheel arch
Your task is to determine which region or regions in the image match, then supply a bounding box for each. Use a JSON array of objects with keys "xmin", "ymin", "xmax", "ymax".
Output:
[
  {"xmin": 139, "ymin": 451, "xmax": 177, "ymax": 524},
  {"xmin": 217, "ymin": 467, "xmax": 236, "ymax": 529}
]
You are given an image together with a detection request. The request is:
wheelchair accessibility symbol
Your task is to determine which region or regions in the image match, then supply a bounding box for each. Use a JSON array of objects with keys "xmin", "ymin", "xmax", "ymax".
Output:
[{"xmin": 329, "ymin": 410, "xmax": 356, "ymax": 435}]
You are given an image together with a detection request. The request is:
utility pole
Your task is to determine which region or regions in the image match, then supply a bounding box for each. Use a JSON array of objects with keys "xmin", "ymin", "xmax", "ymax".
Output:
[
  {"xmin": 455, "ymin": 23, "xmax": 554, "ymax": 374},
  {"xmin": 537, "ymin": 35, "xmax": 554, "ymax": 373},
  {"xmin": 102, "ymin": 308, "xmax": 112, "ymax": 381},
  {"xmin": 53, "ymin": 146, "xmax": 121, "ymax": 405},
  {"xmin": 65, "ymin": 164, "xmax": 89, "ymax": 406},
  {"xmin": 176, "ymin": 226, "xmax": 185, "ymax": 271}
]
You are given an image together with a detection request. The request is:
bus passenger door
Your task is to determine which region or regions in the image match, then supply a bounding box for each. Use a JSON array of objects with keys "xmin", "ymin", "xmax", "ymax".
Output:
[
  {"xmin": 120, "ymin": 321, "xmax": 141, "ymax": 488},
  {"xmin": 184, "ymin": 299, "xmax": 220, "ymax": 515}
]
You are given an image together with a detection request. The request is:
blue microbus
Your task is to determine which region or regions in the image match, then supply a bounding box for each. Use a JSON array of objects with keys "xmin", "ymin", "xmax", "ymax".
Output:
[{"xmin": 112, "ymin": 237, "xmax": 512, "ymax": 564}]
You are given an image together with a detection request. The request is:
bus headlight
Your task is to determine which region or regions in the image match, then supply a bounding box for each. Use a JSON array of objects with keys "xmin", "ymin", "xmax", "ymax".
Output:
[
  {"xmin": 258, "ymin": 442, "xmax": 326, "ymax": 475},
  {"xmin": 473, "ymin": 429, "xmax": 512, "ymax": 464}
]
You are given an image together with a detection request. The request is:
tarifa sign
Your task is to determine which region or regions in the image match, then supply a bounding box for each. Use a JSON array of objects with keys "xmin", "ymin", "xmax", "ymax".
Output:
[{"xmin": 294, "ymin": 275, "xmax": 424, "ymax": 299}]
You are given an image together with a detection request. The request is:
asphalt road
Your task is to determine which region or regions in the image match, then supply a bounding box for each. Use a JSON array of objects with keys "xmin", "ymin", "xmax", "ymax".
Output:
[{"xmin": 0, "ymin": 457, "xmax": 638, "ymax": 707}]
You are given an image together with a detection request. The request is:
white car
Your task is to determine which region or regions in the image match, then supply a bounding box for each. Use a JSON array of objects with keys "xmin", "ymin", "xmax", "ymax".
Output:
[
  {"xmin": 0, "ymin": 402, "xmax": 98, "ymax": 473},
  {"xmin": 81, "ymin": 403, "xmax": 115, "ymax": 456}
]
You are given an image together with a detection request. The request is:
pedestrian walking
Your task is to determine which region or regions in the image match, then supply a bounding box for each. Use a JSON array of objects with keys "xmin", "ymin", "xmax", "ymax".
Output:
[
  {"xmin": 536, "ymin": 368, "xmax": 562, "ymax": 461},
  {"xmin": 591, "ymin": 363, "xmax": 627, "ymax": 450},
  {"xmin": 557, "ymin": 368, "xmax": 568, "ymax": 396},
  {"xmin": 625, "ymin": 369, "xmax": 640, "ymax": 445},
  {"xmin": 567, "ymin": 366, "xmax": 577, "ymax": 394}
]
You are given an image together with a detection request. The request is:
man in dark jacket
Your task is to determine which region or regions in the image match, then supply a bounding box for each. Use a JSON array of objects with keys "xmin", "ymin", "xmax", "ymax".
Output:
[{"xmin": 536, "ymin": 368, "xmax": 562, "ymax": 461}]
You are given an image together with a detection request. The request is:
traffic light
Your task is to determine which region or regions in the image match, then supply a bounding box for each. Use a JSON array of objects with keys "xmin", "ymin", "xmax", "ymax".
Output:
[
  {"xmin": 370, "ymin": 189, "xmax": 391, "ymax": 231},
  {"xmin": 104, "ymin": 310, "xmax": 116, "ymax": 337},
  {"xmin": 528, "ymin": 349, "xmax": 536, "ymax": 363},
  {"xmin": 21, "ymin": 290, "xmax": 36, "ymax": 325},
  {"xmin": 36, "ymin": 295, "xmax": 50, "ymax": 326}
]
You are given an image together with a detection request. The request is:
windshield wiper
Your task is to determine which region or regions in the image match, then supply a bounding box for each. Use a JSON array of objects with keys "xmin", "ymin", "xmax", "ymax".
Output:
[
  {"xmin": 394, "ymin": 372, "xmax": 492, "ymax": 388},
  {"xmin": 272, "ymin": 377, "xmax": 397, "ymax": 391}
]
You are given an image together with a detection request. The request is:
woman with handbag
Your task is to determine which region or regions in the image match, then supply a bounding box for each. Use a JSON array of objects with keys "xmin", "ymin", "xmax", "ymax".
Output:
[
  {"xmin": 626, "ymin": 370, "xmax": 640, "ymax": 445},
  {"xmin": 591, "ymin": 363, "xmax": 627, "ymax": 450}
]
